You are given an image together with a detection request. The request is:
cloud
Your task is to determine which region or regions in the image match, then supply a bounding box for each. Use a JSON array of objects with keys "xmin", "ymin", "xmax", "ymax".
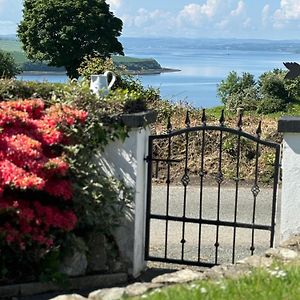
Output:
[
  {"xmin": 230, "ymin": 1, "xmax": 245, "ymax": 17},
  {"xmin": 262, "ymin": 4, "xmax": 270, "ymax": 26},
  {"xmin": 178, "ymin": 4, "xmax": 204, "ymax": 26},
  {"xmin": 216, "ymin": 19, "xmax": 229, "ymax": 29},
  {"xmin": 200, "ymin": 0, "xmax": 222, "ymax": 17},
  {"xmin": 177, "ymin": 0, "xmax": 224, "ymax": 28},
  {"xmin": 274, "ymin": 0, "xmax": 300, "ymax": 23},
  {"xmin": 121, "ymin": 8, "xmax": 175, "ymax": 37},
  {"xmin": 243, "ymin": 17, "xmax": 251, "ymax": 28},
  {"xmin": 122, "ymin": 0, "xmax": 298, "ymax": 39},
  {"xmin": 107, "ymin": 0, "xmax": 122, "ymax": 9},
  {"xmin": 273, "ymin": 0, "xmax": 300, "ymax": 29}
]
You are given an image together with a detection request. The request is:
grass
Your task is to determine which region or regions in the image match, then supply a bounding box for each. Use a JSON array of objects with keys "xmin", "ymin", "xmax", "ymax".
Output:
[{"xmin": 125, "ymin": 263, "xmax": 300, "ymax": 300}]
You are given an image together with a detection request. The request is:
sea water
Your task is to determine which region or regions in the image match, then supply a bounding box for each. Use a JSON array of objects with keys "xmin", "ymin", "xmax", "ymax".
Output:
[{"xmin": 17, "ymin": 37, "xmax": 300, "ymax": 108}]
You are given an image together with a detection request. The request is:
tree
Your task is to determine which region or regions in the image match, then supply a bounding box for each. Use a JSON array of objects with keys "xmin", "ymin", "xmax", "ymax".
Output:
[
  {"xmin": 258, "ymin": 69, "xmax": 290, "ymax": 101},
  {"xmin": 217, "ymin": 71, "xmax": 257, "ymax": 110},
  {"xmin": 0, "ymin": 50, "xmax": 20, "ymax": 78},
  {"xmin": 18, "ymin": 0, "xmax": 124, "ymax": 79}
]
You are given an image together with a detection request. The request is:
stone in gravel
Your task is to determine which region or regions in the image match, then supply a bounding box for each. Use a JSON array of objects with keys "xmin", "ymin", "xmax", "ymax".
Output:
[
  {"xmin": 221, "ymin": 265, "xmax": 250, "ymax": 280},
  {"xmin": 265, "ymin": 248, "xmax": 298, "ymax": 260},
  {"xmin": 280, "ymin": 235, "xmax": 300, "ymax": 252},
  {"xmin": 125, "ymin": 282, "xmax": 163, "ymax": 297},
  {"xmin": 49, "ymin": 295, "xmax": 88, "ymax": 300},
  {"xmin": 203, "ymin": 268, "xmax": 224, "ymax": 280},
  {"xmin": 151, "ymin": 269, "xmax": 204, "ymax": 284},
  {"xmin": 237, "ymin": 255, "xmax": 273, "ymax": 268},
  {"xmin": 88, "ymin": 287, "xmax": 125, "ymax": 300}
]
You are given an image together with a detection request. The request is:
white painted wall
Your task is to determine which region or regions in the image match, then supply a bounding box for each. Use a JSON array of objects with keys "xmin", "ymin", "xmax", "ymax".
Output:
[
  {"xmin": 280, "ymin": 132, "xmax": 300, "ymax": 241},
  {"xmin": 96, "ymin": 127, "xmax": 150, "ymax": 277}
]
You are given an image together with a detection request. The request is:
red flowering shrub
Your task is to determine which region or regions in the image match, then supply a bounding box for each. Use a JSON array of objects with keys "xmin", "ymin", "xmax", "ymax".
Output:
[{"xmin": 0, "ymin": 99, "xmax": 87, "ymax": 280}]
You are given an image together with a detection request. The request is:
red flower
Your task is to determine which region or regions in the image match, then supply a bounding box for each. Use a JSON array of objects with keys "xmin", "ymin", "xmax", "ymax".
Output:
[
  {"xmin": 0, "ymin": 99, "xmax": 86, "ymax": 252},
  {"xmin": 45, "ymin": 179, "xmax": 73, "ymax": 200}
]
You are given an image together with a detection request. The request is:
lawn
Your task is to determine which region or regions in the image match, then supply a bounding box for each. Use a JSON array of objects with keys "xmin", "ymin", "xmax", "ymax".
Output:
[{"xmin": 125, "ymin": 263, "xmax": 300, "ymax": 300}]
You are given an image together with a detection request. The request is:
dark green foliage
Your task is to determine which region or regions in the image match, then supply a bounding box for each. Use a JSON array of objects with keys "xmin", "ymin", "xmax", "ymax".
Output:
[
  {"xmin": 0, "ymin": 79, "xmax": 64, "ymax": 100},
  {"xmin": 78, "ymin": 55, "xmax": 160, "ymax": 106},
  {"xmin": 123, "ymin": 98, "xmax": 148, "ymax": 113},
  {"xmin": 0, "ymin": 50, "xmax": 20, "ymax": 78},
  {"xmin": 217, "ymin": 71, "xmax": 257, "ymax": 111},
  {"xmin": 53, "ymin": 81, "xmax": 133, "ymax": 236},
  {"xmin": 217, "ymin": 71, "xmax": 256, "ymax": 104},
  {"xmin": 0, "ymin": 79, "xmax": 138, "ymax": 283},
  {"xmin": 256, "ymin": 97, "xmax": 287, "ymax": 114},
  {"xmin": 285, "ymin": 77, "xmax": 300, "ymax": 100},
  {"xmin": 218, "ymin": 69, "xmax": 300, "ymax": 114},
  {"xmin": 18, "ymin": 0, "xmax": 124, "ymax": 79},
  {"xmin": 259, "ymin": 69, "xmax": 291, "ymax": 101}
]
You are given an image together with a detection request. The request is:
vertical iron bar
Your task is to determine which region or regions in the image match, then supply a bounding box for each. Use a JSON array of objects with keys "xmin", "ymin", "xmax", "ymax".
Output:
[
  {"xmin": 164, "ymin": 134, "xmax": 172, "ymax": 258},
  {"xmin": 155, "ymin": 161, "xmax": 159, "ymax": 178},
  {"xmin": 250, "ymin": 122, "xmax": 262, "ymax": 255},
  {"xmin": 250, "ymin": 143, "xmax": 259, "ymax": 255},
  {"xmin": 215, "ymin": 130, "xmax": 223, "ymax": 264},
  {"xmin": 145, "ymin": 136, "xmax": 154, "ymax": 260},
  {"xmin": 198, "ymin": 128, "xmax": 206, "ymax": 262},
  {"xmin": 232, "ymin": 135, "xmax": 241, "ymax": 264},
  {"xmin": 181, "ymin": 112, "xmax": 190, "ymax": 261},
  {"xmin": 270, "ymin": 145, "xmax": 281, "ymax": 247}
]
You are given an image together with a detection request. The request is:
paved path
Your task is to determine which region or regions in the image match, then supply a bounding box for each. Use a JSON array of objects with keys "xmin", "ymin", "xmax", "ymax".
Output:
[{"xmin": 147, "ymin": 185, "xmax": 281, "ymax": 266}]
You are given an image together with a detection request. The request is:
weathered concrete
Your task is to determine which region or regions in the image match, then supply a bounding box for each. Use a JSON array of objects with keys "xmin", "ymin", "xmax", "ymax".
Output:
[{"xmin": 278, "ymin": 117, "xmax": 300, "ymax": 241}]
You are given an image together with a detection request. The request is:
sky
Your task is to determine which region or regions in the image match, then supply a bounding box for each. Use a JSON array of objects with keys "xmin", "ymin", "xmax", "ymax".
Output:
[{"xmin": 0, "ymin": 0, "xmax": 299, "ymax": 40}]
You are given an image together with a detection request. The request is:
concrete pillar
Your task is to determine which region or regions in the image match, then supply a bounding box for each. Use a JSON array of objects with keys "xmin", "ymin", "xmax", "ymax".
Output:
[
  {"xmin": 96, "ymin": 111, "xmax": 157, "ymax": 277},
  {"xmin": 278, "ymin": 116, "xmax": 300, "ymax": 242}
]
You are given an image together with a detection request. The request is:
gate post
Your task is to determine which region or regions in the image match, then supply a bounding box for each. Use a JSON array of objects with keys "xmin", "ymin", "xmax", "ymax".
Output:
[
  {"xmin": 96, "ymin": 111, "xmax": 157, "ymax": 278},
  {"xmin": 278, "ymin": 116, "xmax": 300, "ymax": 242}
]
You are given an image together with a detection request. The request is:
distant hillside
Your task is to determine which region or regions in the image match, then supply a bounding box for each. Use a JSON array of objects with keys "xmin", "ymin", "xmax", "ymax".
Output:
[{"xmin": 0, "ymin": 39, "xmax": 166, "ymax": 74}]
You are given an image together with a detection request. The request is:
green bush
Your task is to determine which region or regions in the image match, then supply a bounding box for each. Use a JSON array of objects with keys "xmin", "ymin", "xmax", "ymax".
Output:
[
  {"xmin": 0, "ymin": 79, "xmax": 64, "ymax": 100},
  {"xmin": 256, "ymin": 97, "xmax": 287, "ymax": 114},
  {"xmin": 0, "ymin": 79, "xmax": 142, "ymax": 283},
  {"xmin": 258, "ymin": 70, "xmax": 291, "ymax": 102},
  {"xmin": 77, "ymin": 55, "xmax": 160, "ymax": 103},
  {"xmin": 225, "ymin": 87, "xmax": 258, "ymax": 111},
  {"xmin": 0, "ymin": 50, "xmax": 20, "ymax": 78},
  {"xmin": 217, "ymin": 71, "xmax": 257, "ymax": 106},
  {"xmin": 218, "ymin": 69, "xmax": 300, "ymax": 114}
]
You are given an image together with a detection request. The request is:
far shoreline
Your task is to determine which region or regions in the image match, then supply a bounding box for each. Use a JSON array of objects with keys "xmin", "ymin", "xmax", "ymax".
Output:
[{"xmin": 20, "ymin": 67, "xmax": 181, "ymax": 77}]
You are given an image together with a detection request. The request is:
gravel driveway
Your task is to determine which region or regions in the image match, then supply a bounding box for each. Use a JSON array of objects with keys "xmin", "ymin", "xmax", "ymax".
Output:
[{"xmin": 147, "ymin": 184, "xmax": 281, "ymax": 267}]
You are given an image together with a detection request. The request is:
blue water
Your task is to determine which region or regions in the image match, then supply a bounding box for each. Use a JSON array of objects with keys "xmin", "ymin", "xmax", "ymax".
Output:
[{"xmin": 17, "ymin": 38, "xmax": 300, "ymax": 108}]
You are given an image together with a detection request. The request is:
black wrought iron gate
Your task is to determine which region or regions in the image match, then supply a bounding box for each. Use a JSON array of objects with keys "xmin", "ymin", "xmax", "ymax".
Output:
[{"xmin": 145, "ymin": 110, "xmax": 281, "ymax": 267}]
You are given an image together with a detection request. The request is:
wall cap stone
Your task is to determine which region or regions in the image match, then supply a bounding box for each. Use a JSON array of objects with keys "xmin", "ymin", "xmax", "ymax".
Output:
[
  {"xmin": 120, "ymin": 110, "xmax": 157, "ymax": 128},
  {"xmin": 278, "ymin": 116, "xmax": 300, "ymax": 133}
]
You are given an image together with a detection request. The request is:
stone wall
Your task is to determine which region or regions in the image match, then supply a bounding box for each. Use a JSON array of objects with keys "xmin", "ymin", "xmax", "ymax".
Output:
[{"xmin": 50, "ymin": 235, "xmax": 300, "ymax": 300}]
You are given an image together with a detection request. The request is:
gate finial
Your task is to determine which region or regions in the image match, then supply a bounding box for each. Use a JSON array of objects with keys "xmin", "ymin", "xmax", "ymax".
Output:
[
  {"xmin": 256, "ymin": 121, "xmax": 262, "ymax": 137},
  {"xmin": 219, "ymin": 110, "xmax": 225, "ymax": 126},
  {"xmin": 167, "ymin": 116, "xmax": 172, "ymax": 133},
  {"xmin": 185, "ymin": 111, "xmax": 191, "ymax": 128},
  {"xmin": 201, "ymin": 109, "xmax": 207, "ymax": 126}
]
